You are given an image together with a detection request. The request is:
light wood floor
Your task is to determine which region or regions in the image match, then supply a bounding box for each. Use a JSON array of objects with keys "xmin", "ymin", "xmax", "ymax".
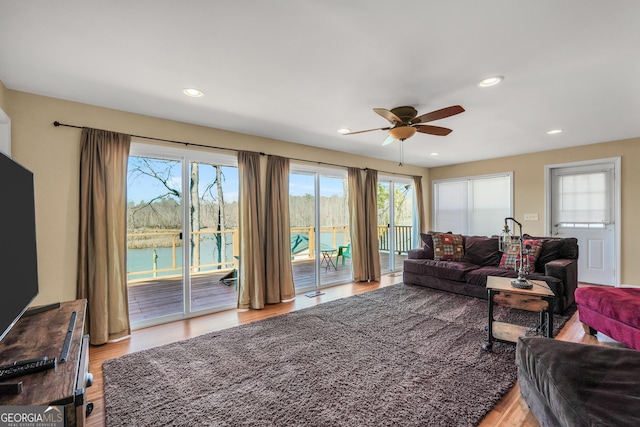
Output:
[{"xmin": 86, "ymin": 279, "xmax": 623, "ymax": 427}]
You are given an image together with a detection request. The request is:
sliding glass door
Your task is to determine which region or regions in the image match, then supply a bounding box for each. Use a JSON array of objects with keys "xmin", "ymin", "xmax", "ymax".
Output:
[
  {"xmin": 127, "ymin": 155, "xmax": 184, "ymax": 322},
  {"xmin": 289, "ymin": 172, "xmax": 317, "ymax": 289},
  {"xmin": 377, "ymin": 177, "xmax": 416, "ymax": 274},
  {"xmin": 126, "ymin": 144, "xmax": 238, "ymax": 329},
  {"xmin": 289, "ymin": 166, "xmax": 350, "ymax": 291},
  {"xmin": 187, "ymin": 160, "xmax": 239, "ymax": 313}
]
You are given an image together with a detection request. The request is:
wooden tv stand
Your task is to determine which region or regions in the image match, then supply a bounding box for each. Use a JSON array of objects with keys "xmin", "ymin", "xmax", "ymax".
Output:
[{"xmin": 0, "ymin": 299, "xmax": 92, "ymax": 427}]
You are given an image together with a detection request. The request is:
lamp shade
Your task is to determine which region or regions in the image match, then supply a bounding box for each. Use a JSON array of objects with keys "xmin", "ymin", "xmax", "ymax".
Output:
[{"xmin": 388, "ymin": 126, "xmax": 417, "ymax": 141}]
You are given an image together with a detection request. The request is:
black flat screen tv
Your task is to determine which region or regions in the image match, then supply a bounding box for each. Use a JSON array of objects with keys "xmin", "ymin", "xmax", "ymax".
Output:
[{"xmin": 0, "ymin": 151, "xmax": 39, "ymax": 342}]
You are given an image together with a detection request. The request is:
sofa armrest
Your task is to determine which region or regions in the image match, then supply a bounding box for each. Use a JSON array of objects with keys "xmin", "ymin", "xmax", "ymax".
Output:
[
  {"xmin": 408, "ymin": 248, "xmax": 430, "ymax": 259},
  {"xmin": 545, "ymin": 258, "xmax": 578, "ymax": 307}
]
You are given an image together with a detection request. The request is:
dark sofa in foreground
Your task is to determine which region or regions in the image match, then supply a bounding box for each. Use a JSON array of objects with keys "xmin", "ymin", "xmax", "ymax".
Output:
[
  {"xmin": 516, "ymin": 337, "xmax": 640, "ymax": 427},
  {"xmin": 403, "ymin": 233, "xmax": 579, "ymax": 314}
]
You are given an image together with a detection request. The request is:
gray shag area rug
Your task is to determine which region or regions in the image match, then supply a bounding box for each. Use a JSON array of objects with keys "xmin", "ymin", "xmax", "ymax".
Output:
[{"xmin": 103, "ymin": 283, "xmax": 574, "ymax": 427}]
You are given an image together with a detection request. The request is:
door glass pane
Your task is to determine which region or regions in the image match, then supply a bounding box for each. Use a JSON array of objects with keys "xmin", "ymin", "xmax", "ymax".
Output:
[
  {"xmin": 319, "ymin": 175, "xmax": 350, "ymax": 285},
  {"xmin": 377, "ymin": 181, "xmax": 391, "ymax": 274},
  {"xmin": 554, "ymin": 170, "xmax": 611, "ymax": 224},
  {"xmin": 127, "ymin": 156, "xmax": 183, "ymax": 324},
  {"xmin": 189, "ymin": 162, "xmax": 239, "ymax": 312},
  {"xmin": 290, "ymin": 173, "xmax": 316, "ymax": 289},
  {"xmin": 393, "ymin": 183, "xmax": 414, "ymax": 270}
]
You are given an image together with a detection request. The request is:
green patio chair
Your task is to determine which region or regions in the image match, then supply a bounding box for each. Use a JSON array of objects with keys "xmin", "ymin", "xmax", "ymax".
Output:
[{"xmin": 337, "ymin": 243, "xmax": 351, "ymax": 266}]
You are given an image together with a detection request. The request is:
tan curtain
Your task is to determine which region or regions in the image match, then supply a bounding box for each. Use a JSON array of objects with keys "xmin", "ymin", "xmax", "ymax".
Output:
[
  {"xmin": 363, "ymin": 168, "xmax": 381, "ymax": 281},
  {"xmin": 413, "ymin": 175, "xmax": 426, "ymax": 244},
  {"xmin": 77, "ymin": 128, "xmax": 131, "ymax": 345},
  {"xmin": 237, "ymin": 151, "xmax": 266, "ymax": 309},
  {"xmin": 348, "ymin": 167, "xmax": 374, "ymax": 281},
  {"xmin": 265, "ymin": 155, "xmax": 295, "ymax": 303}
]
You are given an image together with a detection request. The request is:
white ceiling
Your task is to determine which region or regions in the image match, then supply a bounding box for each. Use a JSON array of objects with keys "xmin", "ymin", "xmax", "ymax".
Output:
[{"xmin": 1, "ymin": 0, "xmax": 639, "ymax": 168}]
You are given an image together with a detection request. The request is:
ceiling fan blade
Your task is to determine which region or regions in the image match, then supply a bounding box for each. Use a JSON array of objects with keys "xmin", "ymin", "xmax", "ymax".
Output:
[
  {"xmin": 414, "ymin": 124, "xmax": 453, "ymax": 136},
  {"xmin": 382, "ymin": 135, "xmax": 396, "ymax": 146},
  {"xmin": 373, "ymin": 108, "xmax": 403, "ymax": 124},
  {"xmin": 342, "ymin": 126, "xmax": 391, "ymax": 135},
  {"xmin": 411, "ymin": 105, "xmax": 465, "ymax": 124}
]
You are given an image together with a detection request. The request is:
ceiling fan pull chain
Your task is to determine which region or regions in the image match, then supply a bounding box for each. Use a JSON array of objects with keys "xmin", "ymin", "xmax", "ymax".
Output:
[{"xmin": 399, "ymin": 140, "xmax": 404, "ymax": 166}]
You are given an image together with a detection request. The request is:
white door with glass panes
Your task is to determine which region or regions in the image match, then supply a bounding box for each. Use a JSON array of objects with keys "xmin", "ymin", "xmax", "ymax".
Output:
[{"xmin": 548, "ymin": 159, "xmax": 619, "ymax": 286}]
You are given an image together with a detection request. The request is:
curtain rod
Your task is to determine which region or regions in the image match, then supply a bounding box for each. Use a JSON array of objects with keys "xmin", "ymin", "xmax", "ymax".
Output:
[{"xmin": 53, "ymin": 121, "xmax": 421, "ymax": 179}]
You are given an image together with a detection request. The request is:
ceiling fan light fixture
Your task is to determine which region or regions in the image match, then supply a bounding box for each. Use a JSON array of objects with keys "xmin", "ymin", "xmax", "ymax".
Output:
[
  {"xmin": 478, "ymin": 76, "xmax": 503, "ymax": 87},
  {"xmin": 388, "ymin": 126, "xmax": 417, "ymax": 141},
  {"xmin": 183, "ymin": 88, "xmax": 204, "ymax": 97},
  {"xmin": 337, "ymin": 128, "xmax": 351, "ymax": 134}
]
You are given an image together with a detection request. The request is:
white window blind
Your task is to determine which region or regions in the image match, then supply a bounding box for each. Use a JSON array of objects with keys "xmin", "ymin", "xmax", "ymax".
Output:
[
  {"xmin": 433, "ymin": 173, "xmax": 512, "ymax": 236},
  {"xmin": 552, "ymin": 165, "xmax": 613, "ymax": 224}
]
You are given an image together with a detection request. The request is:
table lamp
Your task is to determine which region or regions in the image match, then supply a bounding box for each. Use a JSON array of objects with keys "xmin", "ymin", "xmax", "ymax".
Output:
[{"xmin": 499, "ymin": 217, "xmax": 533, "ymax": 289}]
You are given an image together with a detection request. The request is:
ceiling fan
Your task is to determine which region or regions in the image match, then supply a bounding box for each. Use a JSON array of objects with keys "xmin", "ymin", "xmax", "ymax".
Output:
[{"xmin": 343, "ymin": 105, "xmax": 465, "ymax": 145}]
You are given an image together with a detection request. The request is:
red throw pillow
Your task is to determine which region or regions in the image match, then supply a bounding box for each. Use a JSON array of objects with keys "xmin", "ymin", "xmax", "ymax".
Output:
[
  {"xmin": 432, "ymin": 233, "xmax": 465, "ymax": 261},
  {"xmin": 499, "ymin": 239, "xmax": 542, "ymax": 273}
]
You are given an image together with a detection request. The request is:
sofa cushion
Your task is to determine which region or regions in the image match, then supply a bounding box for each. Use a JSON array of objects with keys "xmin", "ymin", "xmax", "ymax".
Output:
[
  {"xmin": 466, "ymin": 266, "xmax": 518, "ymax": 287},
  {"xmin": 516, "ymin": 337, "xmax": 640, "ymax": 427},
  {"xmin": 464, "ymin": 236, "xmax": 501, "ymax": 266},
  {"xmin": 432, "ymin": 233, "xmax": 465, "ymax": 261},
  {"xmin": 525, "ymin": 234, "xmax": 579, "ymax": 260},
  {"xmin": 408, "ymin": 248, "xmax": 430, "ymax": 259},
  {"xmin": 403, "ymin": 259, "xmax": 478, "ymax": 282},
  {"xmin": 419, "ymin": 233, "xmax": 435, "ymax": 259},
  {"xmin": 534, "ymin": 238, "xmax": 566, "ymax": 273}
]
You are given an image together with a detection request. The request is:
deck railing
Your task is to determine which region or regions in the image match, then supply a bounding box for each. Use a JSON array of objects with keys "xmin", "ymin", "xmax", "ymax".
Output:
[
  {"xmin": 128, "ymin": 224, "xmax": 412, "ymax": 281},
  {"xmin": 377, "ymin": 225, "xmax": 414, "ymax": 254}
]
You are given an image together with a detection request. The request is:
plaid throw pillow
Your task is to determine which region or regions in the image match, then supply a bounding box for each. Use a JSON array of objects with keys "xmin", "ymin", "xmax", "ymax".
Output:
[
  {"xmin": 432, "ymin": 233, "xmax": 465, "ymax": 261},
  {"xmin": 499, "ymin": 239, "xmax": 542, "ymax": 273},
  {"xmin": 499, "ymin": 243, "xmax": 521, "ymax": 270}
]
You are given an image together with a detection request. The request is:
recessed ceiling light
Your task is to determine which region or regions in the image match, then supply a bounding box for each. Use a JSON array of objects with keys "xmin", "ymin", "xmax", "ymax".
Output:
[
  {"xmin": 429, "ymin": 152, "xmax": 439, "ymax": 156},
  {"xmin": 547, "ymin": 129, "xmax": 563, "ymax": 135},
  {"xmin": 478, "ymin": 76, "xmax": 504, "ymax": 88},
  {"xmin": 337, "ymin": 128, "xmax": 351, "ymax": 134},
  {"xmin": 183, "ymin": 88, "xmax": 204, "ymax": 97}
]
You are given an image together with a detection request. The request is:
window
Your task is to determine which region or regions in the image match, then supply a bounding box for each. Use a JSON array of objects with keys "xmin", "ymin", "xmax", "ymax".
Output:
[
  {"xmin": 433, "ymin": 172, "xmax": 512, "ymax": 236},
  {"xmin": 552, "ymin": 165, "xmax": 613, "ymax": 225}
]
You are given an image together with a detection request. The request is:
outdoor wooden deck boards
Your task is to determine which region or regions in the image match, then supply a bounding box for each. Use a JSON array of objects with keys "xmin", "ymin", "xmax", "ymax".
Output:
[{"xmin": 128, "ymin": 253, "xmax": 405, "ymax": 324}]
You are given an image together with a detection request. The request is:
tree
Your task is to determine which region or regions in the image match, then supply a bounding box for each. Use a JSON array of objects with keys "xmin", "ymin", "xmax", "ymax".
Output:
[
  {"xmin": 127, "ymin": 157, "xmax": 233, "ymax": 271},
  {"xmin": 191, "ymin": 163, "xmax": 200, "ymax": 271},
  {"xmin": 215, "ymin": 166, "xmax": 226, "ymax": 268}
]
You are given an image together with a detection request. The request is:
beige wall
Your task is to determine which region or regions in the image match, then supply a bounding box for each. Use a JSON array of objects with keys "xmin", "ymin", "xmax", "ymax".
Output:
[
  {"xmin": 429, "ymin": 138, "xmax": 640, "ymax": 284},
  {"xmin": 0, "ymin": 80, "xmax": 7, "ymax": 111},
  {"xmin": 5, "ymin": 89, "xmax": 429, "ymax": 305}
]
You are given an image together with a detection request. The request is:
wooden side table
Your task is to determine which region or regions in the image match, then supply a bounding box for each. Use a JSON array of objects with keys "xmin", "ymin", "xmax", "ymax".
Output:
[{"xmin": 482, "ymin": 276, "xmax": 555, "ymax": 351}]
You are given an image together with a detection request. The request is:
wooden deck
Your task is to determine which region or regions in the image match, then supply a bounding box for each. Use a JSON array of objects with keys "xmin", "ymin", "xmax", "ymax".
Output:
[{"xmin": 128, "ymin": 252, "xmax": 405, "ymax": 324}]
